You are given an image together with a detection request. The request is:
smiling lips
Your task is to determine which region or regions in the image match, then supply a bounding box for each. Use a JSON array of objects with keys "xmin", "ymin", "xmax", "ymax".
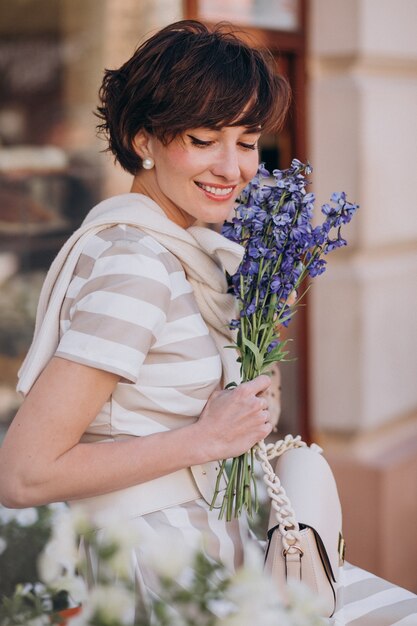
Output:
[{"xmin": 195, "ymin": 181, "xmax": 236, "ymax": 200}]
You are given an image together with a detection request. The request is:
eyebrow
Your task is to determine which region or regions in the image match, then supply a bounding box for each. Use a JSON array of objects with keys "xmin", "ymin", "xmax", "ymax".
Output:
[
  {"xmin": 205, "ymin": 125, "xmax": 261, "ymax": 134},
  {"xmin": 229, "ymin": 124, "xmax": 262, "ymax": 134},
  {"xmin": 242, "ymin": 127, "xmax": 262, "ymax": 134}
]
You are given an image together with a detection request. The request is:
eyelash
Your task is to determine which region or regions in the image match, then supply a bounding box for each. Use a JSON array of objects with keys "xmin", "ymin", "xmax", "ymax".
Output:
[
  {"xmin": 189, "ymin": 136, "xmax": 212, "ymax": 148},
  {"xmin": 188, "ymin": 136, "xmax": 258, "ymax": 151}
]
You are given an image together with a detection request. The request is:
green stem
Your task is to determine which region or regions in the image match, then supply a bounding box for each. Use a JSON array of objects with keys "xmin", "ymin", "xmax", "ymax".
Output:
[
  {"xmin": 235, "ymin": 453, "xmax": 244, "ymax": 514},
  {"xmin": 225, "ymin": 458, "xmax": 239, "ymax": 521},
  {"xmin": 210, "ymin": 459, "xmax": 228, "ymax": 511}
]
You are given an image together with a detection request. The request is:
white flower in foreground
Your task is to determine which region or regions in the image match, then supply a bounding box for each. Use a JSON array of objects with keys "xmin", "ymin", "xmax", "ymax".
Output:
[
  {"xmin": 286, "ymin": 580, "xmax": 327, "ymax": 626},
  {"xmin": 226, "ymin": 542, "xmax": 275, "ymax": 604},
  {"xmin": 95, "ymin": 515, "xmax": 142, "ymax": 578},
  {"xmin": 51, "ymin": 508, "xmax": 78, "ymax": 563},
  {"xmin": 67, "ymin": 505, "xmax": 93, "ymax": 536},
  {"xmin": 38, "ymin": 540, "xmax": 63, "ymax": 583},
  {"xmin": 15, "ymin": 507, "xmax": 39, "ymax": 526},
  {"xmin": 140, "ymin": 526, "xmax": 197, "ymax": 580},
  {"xmin": 26, "ymin": 617, "xmax": 50, "ymax": 626},
  {"xmin": 218, "ymin": 543, "xmax": 291, "ymax": 626},
  {"xmin": 0, "ymin": 506, "xmax": 39, "ymax": 527},
  {"xmin": 104, "ymin": 520, "xmax": 142, "ymax": 551},
  {"xmin": 38, "ymin": 508, "xmax": 78, "ymax": 584},
  {"xmin": 84, "ymin": 584, "xmax": 136, "ymax": 625},
  {"xmin": 218, "ymin": 607, "xmax": 291, "ymax": 626},
  {"xmin": 15, "ymin": 507, "xmax": 39, "ymax": 528},
  {"xmin": 46, "ymin": 501, "xmax": 68, "ymax": 514},
  {"xmin": 0, "ymin": 505, "xmax": 15, "ymax": 524},
  {"xmin": 0, "ymin": 536, "xmax": 7, "ymax": 554},
  {"xmin": 50, "ymin": 573, "xmax": 88, "ymax": 605},
  {"xmin": 17, "ymin": 582, "xmax": 47, "ymax": 597}
]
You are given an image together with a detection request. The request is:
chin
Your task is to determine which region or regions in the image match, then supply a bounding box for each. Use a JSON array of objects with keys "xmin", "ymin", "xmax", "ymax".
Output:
[{"xmin": 203, "ymin": 212, "xmax": 232, "ymax": 225}]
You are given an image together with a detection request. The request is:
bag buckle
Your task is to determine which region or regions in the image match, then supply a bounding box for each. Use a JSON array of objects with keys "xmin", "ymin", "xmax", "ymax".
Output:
[
  {"xmin": 283, "ymin": 545, "xmax": 303, "ymax": 582},
  {"xmin": 282, "ymin": 545, "xmax": 304, "ymax": 557}
]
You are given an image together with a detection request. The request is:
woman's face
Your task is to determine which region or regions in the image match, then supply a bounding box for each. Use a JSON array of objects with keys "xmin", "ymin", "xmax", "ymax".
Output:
[{"xmin": 133, "ymin": 126, "xmax": 261, "ymax": 228}]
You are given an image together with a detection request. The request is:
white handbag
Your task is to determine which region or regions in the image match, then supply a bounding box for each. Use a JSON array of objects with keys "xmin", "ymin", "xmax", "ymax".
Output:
[{"xmin": 256, "ymin": 436, "xmax": 345, "ymax": 618}]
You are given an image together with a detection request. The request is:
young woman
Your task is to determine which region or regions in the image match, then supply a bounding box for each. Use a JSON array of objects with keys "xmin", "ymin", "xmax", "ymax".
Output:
[{"xmin": 0, "ymin": 20, "xmax": 290, "ymax": 586}]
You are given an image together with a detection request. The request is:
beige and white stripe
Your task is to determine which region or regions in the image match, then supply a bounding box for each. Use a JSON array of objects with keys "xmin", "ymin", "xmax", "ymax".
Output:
[
  {"xmin": 56, "ymin": 224, "xmax": 222, "ymax": 438},
  {"xmin": 332, "ymin": 563, "xmax": 417, "ymax": 625}
]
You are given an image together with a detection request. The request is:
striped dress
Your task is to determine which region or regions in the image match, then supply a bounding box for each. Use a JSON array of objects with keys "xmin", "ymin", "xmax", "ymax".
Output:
[{"xmin": 56, "ymin": 222, "xmax": 253, "ymax": 587}]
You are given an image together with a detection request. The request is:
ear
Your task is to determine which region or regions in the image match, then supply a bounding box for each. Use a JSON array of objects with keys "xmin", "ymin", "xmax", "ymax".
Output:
[{"xmin": 132, "ymin": 130, "xmax": 154, "ymax": 160}]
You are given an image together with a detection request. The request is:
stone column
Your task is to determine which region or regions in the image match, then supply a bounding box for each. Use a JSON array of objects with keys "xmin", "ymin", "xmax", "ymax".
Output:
[{"xmin": 308, "ymin": 0, "xmax": 417, "ymax": 592}]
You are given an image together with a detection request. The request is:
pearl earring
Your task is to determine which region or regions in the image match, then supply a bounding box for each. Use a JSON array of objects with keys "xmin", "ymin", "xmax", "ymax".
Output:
[{"xmin": 142, "ymin": 157, "xmax": 155, "ymax": 170}]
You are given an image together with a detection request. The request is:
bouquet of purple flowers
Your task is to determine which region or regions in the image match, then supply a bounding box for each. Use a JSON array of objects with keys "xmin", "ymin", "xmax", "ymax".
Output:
[{"xmin": 215, "ymin": 159, "xmax": 359, "ymax": 521}]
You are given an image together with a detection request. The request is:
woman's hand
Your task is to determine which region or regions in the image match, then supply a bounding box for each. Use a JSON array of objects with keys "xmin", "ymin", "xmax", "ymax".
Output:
[{"xmin": 193, "ymin": 375, "xmax": 273, "ymax": 461}]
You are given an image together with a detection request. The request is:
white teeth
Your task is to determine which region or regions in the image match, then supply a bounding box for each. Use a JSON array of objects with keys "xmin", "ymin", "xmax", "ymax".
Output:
[{"xmin": 199, "ymin": 183, "xmax": 233, "ymax": 196}]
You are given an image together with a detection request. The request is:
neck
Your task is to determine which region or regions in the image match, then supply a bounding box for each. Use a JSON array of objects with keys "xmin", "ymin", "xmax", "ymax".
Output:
[{"xmin": 131, "ymin": 171, "xmax": 194, "ymax": 229}]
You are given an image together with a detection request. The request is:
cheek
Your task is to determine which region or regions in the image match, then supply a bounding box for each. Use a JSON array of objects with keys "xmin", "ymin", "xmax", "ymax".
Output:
[
  {"xmin": 162, "ymin": 144, "xmax": 198, "ymax": 176},
  {"xmin": 244, "ymin": 153, "xmax": 260, "ymax": 182}
]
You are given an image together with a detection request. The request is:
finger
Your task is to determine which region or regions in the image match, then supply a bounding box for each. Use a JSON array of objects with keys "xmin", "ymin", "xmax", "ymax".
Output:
[
  {"xmin": 262, "ymin": 410, "xmax": 270, "ymax": 424},
  {"xmin": 261, "ymin": 419, "xmax": 273, "ymax": 437},
  {"xmin": 252, "ymin": 396, "xmax": 267, "ymax": 412},
  {"xmin": 242, "ymin": 375, "xmax": 271, "ymax": 395},
  {"xmin": 257, "ymin": 397, "xmax": 268, "ymax": 411}
]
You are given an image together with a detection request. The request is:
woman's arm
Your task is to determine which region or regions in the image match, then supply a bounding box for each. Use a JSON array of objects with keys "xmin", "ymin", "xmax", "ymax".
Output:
[{"xmin": 0, "ymin": 357, "xmax": 272, "ymax": 508}]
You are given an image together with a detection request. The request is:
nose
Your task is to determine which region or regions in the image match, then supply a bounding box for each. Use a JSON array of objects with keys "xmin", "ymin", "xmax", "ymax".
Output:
[{"xmin": 211, "ymin": 145, "xmax": 241, "ymax": 182}]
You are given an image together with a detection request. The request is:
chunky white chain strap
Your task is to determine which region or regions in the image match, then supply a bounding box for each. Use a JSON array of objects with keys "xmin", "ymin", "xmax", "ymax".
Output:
[{"xmin": 255, "ymin": 435, "xmax": 322, "ymax": 552}]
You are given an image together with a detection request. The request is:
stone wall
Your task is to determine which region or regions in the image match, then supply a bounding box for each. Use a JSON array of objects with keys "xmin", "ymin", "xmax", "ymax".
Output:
[
  {"xmin": 309, "ymin": 0, "xmax": 417, "ymax": 434},
  {"xmin": 308, "ymin": 0, "xmax": 417, "ymax": 591}
]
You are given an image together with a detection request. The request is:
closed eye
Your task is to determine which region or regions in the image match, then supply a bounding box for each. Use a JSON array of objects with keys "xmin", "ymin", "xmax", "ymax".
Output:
[
  {"xmin": 240, "ymin": 142, "xmax": 258, "ymax": 151},
  {"xmin": 187, "ymin": 135, "xmax": 213, "ymax": 147},
  {"xmin": 187, "ymin": 134, "xmax": 258, "ymax": 150}
]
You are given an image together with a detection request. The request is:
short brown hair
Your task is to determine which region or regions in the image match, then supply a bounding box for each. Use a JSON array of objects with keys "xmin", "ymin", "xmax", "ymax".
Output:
[{"xmin": 96, "ymin": 20, "xmax": 291, "ymax": 175}]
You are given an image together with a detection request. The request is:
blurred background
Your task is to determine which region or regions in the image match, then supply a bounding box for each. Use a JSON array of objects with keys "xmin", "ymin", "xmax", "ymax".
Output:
[{"xmin": 0, "ymin": 0, "xmax": 416, "ymax": 594}]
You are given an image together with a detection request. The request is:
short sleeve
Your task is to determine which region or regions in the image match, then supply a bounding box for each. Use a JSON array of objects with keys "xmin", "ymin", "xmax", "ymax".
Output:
[{"xmin": 56, "ymin": 233, "xmax": 172, "ymax": 382}]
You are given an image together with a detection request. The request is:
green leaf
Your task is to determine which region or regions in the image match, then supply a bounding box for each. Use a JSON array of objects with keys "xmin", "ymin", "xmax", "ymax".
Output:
[{"xmin": 241, "ymin": 336, "xmax": 263, "ymax": 371}]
